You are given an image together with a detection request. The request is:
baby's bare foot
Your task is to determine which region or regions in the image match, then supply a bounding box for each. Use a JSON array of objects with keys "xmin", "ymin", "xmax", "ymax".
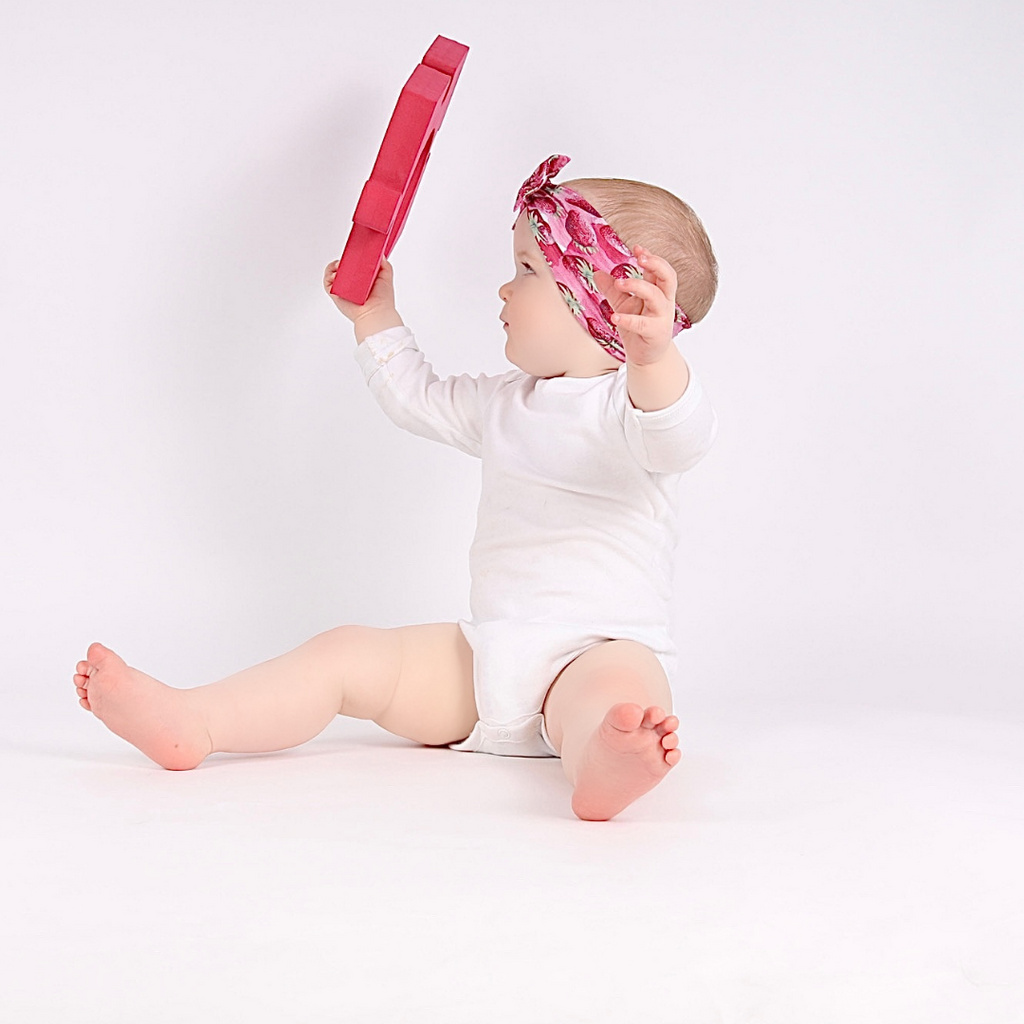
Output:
[
  {"xmin": 570, "ymin": 703, "xmax": 681, "ymax": 821},
  {"xmin": 73, "ymin": 643, "xmax": 212, "ymax": 770}
]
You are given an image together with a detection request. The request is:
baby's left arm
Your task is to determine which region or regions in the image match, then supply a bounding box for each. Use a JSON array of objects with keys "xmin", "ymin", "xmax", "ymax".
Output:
[
  {"xmin": 622, "ymin": 371, "xmax": 718, "ymax": 475},
  {"xmin": 598, "ymin": 247, "xmax": 690, "ymax": 413},
  {"xmin": 599, "ymin": 247, "xmax": 717, "ymax": 473}
]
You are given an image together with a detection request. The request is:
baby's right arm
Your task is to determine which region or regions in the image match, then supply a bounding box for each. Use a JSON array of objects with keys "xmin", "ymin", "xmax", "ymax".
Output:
[
  {"xmin": 324, "ymin": 258, "xmax": 404, "ymax": 343},
  {"xmin": 325, "ymin": 257, "xmax": 507, "ymax": 459}
]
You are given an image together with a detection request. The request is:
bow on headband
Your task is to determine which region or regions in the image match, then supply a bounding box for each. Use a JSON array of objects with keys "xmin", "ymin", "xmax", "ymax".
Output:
[{"xmin": 513, "ymin": 154, "xmax": 691, "ymax": 363}]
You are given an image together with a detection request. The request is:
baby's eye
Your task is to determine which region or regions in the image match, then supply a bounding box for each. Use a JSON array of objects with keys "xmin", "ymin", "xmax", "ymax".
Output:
[{"xmin": 520, "ymin": 262, "xmax": 534, "ymax": 274}]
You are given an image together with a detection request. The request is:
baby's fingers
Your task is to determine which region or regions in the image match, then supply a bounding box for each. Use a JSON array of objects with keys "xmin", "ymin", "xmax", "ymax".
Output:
[
  {"xmin": 616, "ymin": 275, "xmax": 669, "ymax": 311},
  {"xmin": 635, "ymin": 247, "xmax": 678, "ymax": 293},
  {"xmin": 610, "ymin": 310, "xmax": 652, "ymax": 335}
]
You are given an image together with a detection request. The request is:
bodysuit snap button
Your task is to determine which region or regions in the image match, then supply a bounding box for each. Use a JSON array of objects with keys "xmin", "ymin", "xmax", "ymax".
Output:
[{"xmin": 498, "ymin": 729, "xmax": 511, "ymax": 740}]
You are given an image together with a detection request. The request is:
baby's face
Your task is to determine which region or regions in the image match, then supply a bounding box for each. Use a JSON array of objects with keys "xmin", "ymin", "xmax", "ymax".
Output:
[{"xmin": 498, "ymin": 213, "xmax": 619, "ymax": 379}]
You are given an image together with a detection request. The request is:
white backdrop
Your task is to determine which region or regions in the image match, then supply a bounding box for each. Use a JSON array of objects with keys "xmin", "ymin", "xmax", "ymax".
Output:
[{"xmin": 2, "ymin": 0, "xmax": 1021, "ymax": 728}]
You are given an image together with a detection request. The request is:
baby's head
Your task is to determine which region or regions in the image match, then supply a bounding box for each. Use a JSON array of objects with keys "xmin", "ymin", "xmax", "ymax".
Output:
[
  {"xmin": 563, "ymin": 177, "xmax": 718, "ymax": 326},
  {"xmin": 498, "ymin": 157, "xmax": 717, "ymax": 379}
]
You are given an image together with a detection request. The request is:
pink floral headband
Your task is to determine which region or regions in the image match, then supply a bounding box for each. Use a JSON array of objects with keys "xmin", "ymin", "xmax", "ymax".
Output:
[{"xmin": 513, "ymin": 154, "xmax": 691, "ymax": 362}]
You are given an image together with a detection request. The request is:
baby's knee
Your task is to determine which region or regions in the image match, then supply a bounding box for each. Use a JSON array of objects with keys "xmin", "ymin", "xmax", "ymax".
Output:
[
  {"xmin": 586, "ymin": 640, "xmax": 667, "ymax": 688},
  {"xmin": 305, "ymin": 625, "xmax": 403, "ymax": 720}
]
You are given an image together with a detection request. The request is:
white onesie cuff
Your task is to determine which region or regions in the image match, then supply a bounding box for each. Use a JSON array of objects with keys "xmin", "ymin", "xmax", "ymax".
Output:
[
  {"xmin": 353, "ymin": 324, "xmax": 416, "ymax": 381},
  {"xmin": 627, "ymin": 366, "xmax": 708, "ymax": 430}
]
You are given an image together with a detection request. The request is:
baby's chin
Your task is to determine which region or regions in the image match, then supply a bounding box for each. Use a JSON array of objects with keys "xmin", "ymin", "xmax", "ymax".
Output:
[
  {"xmin": 504, "ymin": 339, "xmax": 555, "ymax": 377},
  {"xmin": 503, "ymin": 340, "xmax": 531, "ymax": 374},
  {"xmin": 506, "ymin": 355, "xmax": 559, "ymax": 377}
]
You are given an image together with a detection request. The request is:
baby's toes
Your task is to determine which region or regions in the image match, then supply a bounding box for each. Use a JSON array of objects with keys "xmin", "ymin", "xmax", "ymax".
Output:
[
  {"xmin": 642, "ymin": 706, "xmax": 669, "ymax": 729},
  {"xmin": 661, "ymin": 731, "xmax": 679, "ymax": 751},
  {"xmin": 656, "ymin": 714, "xmax": 679, "ymax": 736},
  {"xmin": 73, "ymin": 665, "xmax": 92, "ymax": 708}
]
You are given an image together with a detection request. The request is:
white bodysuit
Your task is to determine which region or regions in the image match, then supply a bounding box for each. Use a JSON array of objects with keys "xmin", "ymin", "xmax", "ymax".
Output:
[{"xmin": 354, "ymin": 326, "xmax": 717, "ymax": 757}]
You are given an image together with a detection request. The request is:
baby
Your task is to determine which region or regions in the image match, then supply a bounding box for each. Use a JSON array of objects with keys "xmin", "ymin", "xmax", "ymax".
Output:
[{"xmin": 73, "ymin": 154, "xmax": 719, "ymax": 821}]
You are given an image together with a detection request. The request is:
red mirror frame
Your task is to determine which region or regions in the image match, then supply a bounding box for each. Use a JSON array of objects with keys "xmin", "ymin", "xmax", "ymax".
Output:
[{"xmin": 330, "ymin": 36, "xmax": 470, "ymax": 304}]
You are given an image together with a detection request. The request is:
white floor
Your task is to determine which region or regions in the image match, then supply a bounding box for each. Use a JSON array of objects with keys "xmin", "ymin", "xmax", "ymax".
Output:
[{"xmin": 4, "ymin": 696, "xmax": 1022, "ymax": 1024}]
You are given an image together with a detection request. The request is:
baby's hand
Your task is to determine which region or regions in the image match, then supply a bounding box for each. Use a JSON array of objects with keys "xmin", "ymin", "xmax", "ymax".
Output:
[
  {"xmin": 595, "ymin": 247, "xmax": 678, "ymax": 367},
  {"xmin": 324, "ymin": 258, "xmax": 404, "ymax": 341},
  {"xmin": 324, "ymin": 257, "xmax": 396, "ymax": 319}
]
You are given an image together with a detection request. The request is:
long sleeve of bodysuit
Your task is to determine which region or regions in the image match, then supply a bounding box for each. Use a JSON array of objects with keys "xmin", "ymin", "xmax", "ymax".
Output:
[
  {"xmin": 353, "ymin": 325, "xmax": 515, "ymax": 459},
  {"xmin": 621, "ymin": 368, "xmax": 719, "ymax": 475},
  {"xmin": 355, "ymin": 323, "xmax": 717, "ymax": 477}
]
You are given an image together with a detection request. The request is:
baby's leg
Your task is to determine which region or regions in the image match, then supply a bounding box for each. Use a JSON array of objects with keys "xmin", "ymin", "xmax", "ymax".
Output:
[
  {"xmin": 541, "ymin": 641, "xmax": 680, "ymax": 821},
  {"xmin": 73, "ymin": 624, "xmax": 477, "ymax": 770}
]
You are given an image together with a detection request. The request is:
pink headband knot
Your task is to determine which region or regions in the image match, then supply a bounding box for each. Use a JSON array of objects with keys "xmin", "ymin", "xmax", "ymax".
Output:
[{"xmin": 514, "ymin": 154, "xmax": 691, "ymax": 362}]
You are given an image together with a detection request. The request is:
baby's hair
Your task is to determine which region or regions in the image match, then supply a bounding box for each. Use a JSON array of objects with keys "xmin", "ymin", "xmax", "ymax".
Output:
[{"xmin": 563, "ymin": 177, "xmax": 718, "ymax": 324}]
